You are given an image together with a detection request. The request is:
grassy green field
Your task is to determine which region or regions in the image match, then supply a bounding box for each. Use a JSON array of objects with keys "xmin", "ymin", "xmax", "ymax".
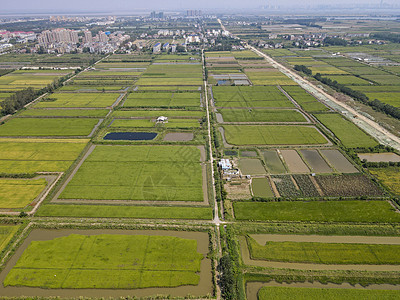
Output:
[
  {"xmin": 0, "ymin": 225, "xmax": 20, "ymax": 252},
  {"xmin": 244, "ymin": 69, "xmax": 296, "ymax": 85},
  {"xmin": 258, "ymin": 286, "xmax": 400, "ymax": 300},
  {"xmin": 282, "ymin": 86, "xmax": 329, "ymax": 112},
  {"xmin": 233, "ymin": 200, "xmax": 400, "ymax": 222},
  {"xmin": 136, "ymin": 64, "xmax": 203, "ymax": 86},
  {"xmin": 325, "ymin": 75, "xmax": 371, "ymax": 85},
  {"xmin": 223, "ymin": 125, "xmax": 327, "ymax": 145},
  {"xmin": 59, "ymin": 85, "xmax": 126, "ymax": 91},
  {"xmin": 19, "ymin": 109, "xmax": 109, "ymax": 117},
  {"xmin": 35, "ymin": 93, "xmax": 119, "ymax": 108},
  {"xmin": 369, "ymin": 167, "xmax": 400, "ymax": 195},
  {"xmin": 213, "ymin": 86, "xmax": 294, "ymax": 108},
  {"xmin": 364, "ymin": 92, "xmax": 400, "ymax": 107},
  {"xmin": 251, "ymin": 178, "xmax": 274, "ymax": 198},
  {"xmin": 218, "ymin": 109, "xmax": 306, "ymax": 123},
  {"xmin": 0, "ymin": 139, "xmax": 88, "ymax": 174},
  {"xmin": 112, "ymin": 110, "xmax": 203, "ymax": 118},
  {"xmin": 0, "ymin": 118, "xmax": 99, "ymax": 136},
  {"xmin": 5, "ymin": 234, "xmax": 203, "ymax": 289},
  {"xmin": 247, "ymin": 237, "xmax": 400, "ymax": 264},
  {"xmin": 314, "ymin": 113, "xmax": 378, "ymax": 148},
  {"xmin": 59, "ymin": 145, "xmax": 204, "ymax": 201},
  {"xmin": 361, "ymin": 74, "xmax": 400, "ymax": 85},
  {"xmin": 37, "ymin": 204, "xmax": 212, "ymax": 219},
  {"xmin": 124, "ymin": 91, "xmax": 201, "ymax": 108},
  {"xmin": 0, "ymin": 178, "xmax": 47, "ymax": 208}
]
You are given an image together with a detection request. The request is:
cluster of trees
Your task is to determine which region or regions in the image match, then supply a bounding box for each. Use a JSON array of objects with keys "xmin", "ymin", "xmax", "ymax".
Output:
[
  {"xmin": 323, "ymin": 37, "xmax": 348, "ymax": 46},
  {"xmin": 294, "ymin": 64, "xmax": 312, "ymax": 76},
  {"xmin": 0, "ymin": 87, "xmax": 38, "ymax": 115},
  {"xmin": 372, "ymin": 33, "xmax": 400, "ymax": 44}
]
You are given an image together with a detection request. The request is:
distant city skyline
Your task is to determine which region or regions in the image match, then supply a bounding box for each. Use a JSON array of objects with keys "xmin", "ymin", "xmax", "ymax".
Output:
[{"xmin": 1, "ymin": 0, "xmax": 399, "ymax": 14}]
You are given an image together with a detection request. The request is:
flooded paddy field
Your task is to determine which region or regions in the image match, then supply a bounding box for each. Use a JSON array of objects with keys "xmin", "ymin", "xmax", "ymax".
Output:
[
  {"xmin": 262, "ymin": 150, "xmax": 287, "ymax": 174},
  {"xmin": 104, "ymin": 132, "xmax": 157, "ymax": 140},
  {"xmin": 300, "ymin": 149, "xmax": 333, "ymax": 173},
  {"xmin": 239, "ymin": 158, "xmax": 267, "ymax": 175},
  {"xmin": 0, "ymin": 229, "xmax": 212, "ymax": 298},
  {"xmin": 320, "ymin": 149, "xmax": 358, "ymax": 173},
  {"xmin": 163, "ymin": 132, "xmax": 194, "ymax": 141}
]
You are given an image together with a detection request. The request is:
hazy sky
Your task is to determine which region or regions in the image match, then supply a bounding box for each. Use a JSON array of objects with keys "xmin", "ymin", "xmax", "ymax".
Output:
[{"xmin": 1, "ymin": 0, "xmax": 398, "ymax": 13}]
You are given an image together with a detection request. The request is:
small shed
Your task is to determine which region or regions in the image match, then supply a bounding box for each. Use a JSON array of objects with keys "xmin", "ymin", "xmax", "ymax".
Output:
[{"xmin": 157, "ymin": 116, "xmax": 168, "ymax": 123}]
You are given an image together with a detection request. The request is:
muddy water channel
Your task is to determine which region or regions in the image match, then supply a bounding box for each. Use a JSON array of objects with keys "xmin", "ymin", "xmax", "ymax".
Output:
[
  {"xmin": 0, "ymin": 229, "xmax": 212, "ymax": 298},
  {"xmin": 246, "ymin": 281, "xmax": 400, "ymax": 300}
]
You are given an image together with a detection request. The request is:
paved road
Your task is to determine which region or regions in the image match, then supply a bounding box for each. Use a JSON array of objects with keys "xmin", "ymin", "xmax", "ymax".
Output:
[{"xmin": 249, "ymin": 45, "xmax": 400, "ymax": 151}]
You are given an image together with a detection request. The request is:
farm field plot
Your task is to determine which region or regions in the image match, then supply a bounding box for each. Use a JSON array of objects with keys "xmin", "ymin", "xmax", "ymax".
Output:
[
  {"xmin": 246, "ymin": 236, "xmax": 400, "ymax": 265},
  {"xmin": 123, "ymin": 91, "xmax": 201, "ymax": 108},
  {"xmin": 0, "ymin": 178, "xmax": 47, "ymax": 208},
  {"xmin": 320, "ymin": 150, "xmax": 358, "ymax": 173},
  {"xmin": 280, "ymin": 150, "xmax": 309, "ymax": 173},
  {"xmin": 262, "ymin": 150, "xmax": 286, "ymax": 174},
  {"xmin": 282, "ymin": 86, "xmax": 329, "ymax": 112},
  {"xmin": 138, "ymin": 86, "xmax": 201, "ymax": 92},
  {"xmin": 258, "ymin": 286, "xmax": 400, "ymax": 300},
  {"xmin": 361, "ymin": 74, "xmax": 400, "ymax": 85},
  {"xmin": 223, "ymin": 125, "xmax": 327, "ymax": 145},
  {"xmin": 136, "ymin": 64, "xmax": 203, "ymax": 86},
  {"xmin": 271, "ymin": 175, "xmax": 302, "ymax": 198},
  {"xmin": 271, "ymin": 174, "xmax": 320, "ymax": 198},
  {"xmin": 339, "ymin": 66, "xmax": 389, "ymax": 75},
  {"xmin": 4, "ymin": 233, "xmax": 204, "ymax": 289},
  {"xmin": 213, "ymin": 86, "xmax": 293, "ymax": 108},
  {"xmin": 0, "ymin": 118, "xmax": 99, "ymax": 136},
  {"xmin": 112, "ymin": 110, "xmax": 203, "ymax": 118},
  {"xmin": 244, "ymin": 69, "xmax": 296, "ymax": 85},
  {"xmin": 239, "ymin": 158, "xmax": 266, "ymax": 175},
  {"xmin": 0, "ymin": 70, "xmax": 72, "ymax": 90},
  {"xmin": 369, "ymin": 167, "xmax": 400, "ymax": 195},
  {"xmin": 37, "ymin": 204, "xmax": 212, "ymax": 219},
  {"xmin": 263, "ymin": 49, "xmax": 296, "ymax": 57},
  {"xmin": 364, "ymin": 92, "xmax": 400, "ymax": 107},
  {"xmin": 309, "ymin": 66, "xmax": 349, "ymax": 75},
  {"xmin": 351, "ymin": 85, "xmax": 400, "ymax": 93},
  {"xmin": 300, "ymin": 149, "xmax": 332, "ymax": 173},
  {"xmin": 0, "ymin": 225, "xmax": 20, "ymax": 252},
  {"xmin": 35, "ymin": 93, "xmax": 119, "ymax": 108},
  {"xmin": 233, "ymin": 200, "xmax": 400, "ymax": 222},
  {"xmin": 315, "ymin": 174, "xmax": 383, "ymax": 197},
  {"xmin": 218, "ymin": 109, "xmax": 306, "ymax": 123},
  {"xmin": 0, "ymin": 139, "xmax": 88, "ymax": 174},
  {"xmin": 110, "ymin": 118, "xmax": 200, "ymax": 129},
  {"xmin": 358, "ymin": 153, "xmax": 400, "ymax": 162},
  {"xmin": 324, "ymin": 75, "xmax": 371, "ymax": 85},
  {"xmin": 251, "ymin": 178, "xmax": 274, "ymax": 198},
  {"xmin": 59, "ymin": 85, "xmax": 126, "ymax": 92},
  {"xmin": 59, "ymin": 145, "xmax": 204, "ymax": 202},
  {"xmin": 18, "ymin": 109, "xmax": 109, "ymax": 118},
  {"xmin": 314, "ymin": 113, "xmax": 378, "ymax": 148}
]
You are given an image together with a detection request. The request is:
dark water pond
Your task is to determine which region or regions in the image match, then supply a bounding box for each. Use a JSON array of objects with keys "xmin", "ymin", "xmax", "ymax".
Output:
[{"xmin": 104, "ymin": 132, "xmax": 157, "ymax": 140}]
